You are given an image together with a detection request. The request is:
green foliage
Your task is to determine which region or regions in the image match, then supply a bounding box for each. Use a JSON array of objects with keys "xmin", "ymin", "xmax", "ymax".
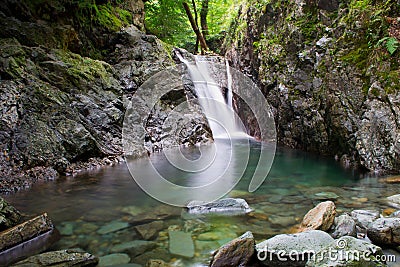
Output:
[
  {"xmin": 145, "ymin": 0, "xmax": 194, "ymax": 47},
  {"xmin": 144, "ymin": 0, "xmax": 237, "ymax": 51},
  {"xmin": 377, "ymin": 37, "xmax": 399, "ymax": 55}
]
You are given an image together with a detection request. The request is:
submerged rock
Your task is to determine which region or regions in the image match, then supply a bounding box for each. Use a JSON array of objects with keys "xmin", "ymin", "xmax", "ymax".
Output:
[
  {"xmin": 186, "ymin": 198, "xmax": 252, "ymax": 214},
  {"xmin": 256, "ymin": 230, "xmax": 334, "ymax": 266},
  {"xmin": 168, "ymin": 230, "xmax": 195, "ymax": 258},
  {"xmin": 367, "ymin": 218, "xmax": 400, "ymax": 246},
  {"xmin": 99, "ymin": 253, "xmax": 130, "ymax": 266},
  {"xmin": 97, "ymin": 221, "xmax": 130, "ymax": 235},
  {"xmin": 330, "ymin": 214, "xmax": 357, "ymax": 238},
  {"xmin": 135, "ymin": 221, "xmax": 164, "ymax": 240},
  {"xmin": 210, "ymin": 231, "xmax": 255, "ymax": 267},
  {"xmin": 111, "ymin": 240, "xmax": 157, "ymax": 257},
  {"xmin": 12, "ymin": 249, "xmax": 98, "ymax": 267},
  {"xmin": 296, "ymin": 201, "xmax": 336, "ymax": 232},
  {"xmin": 306, "ymin": 236, "xmax": 385, "ymax": 266}
]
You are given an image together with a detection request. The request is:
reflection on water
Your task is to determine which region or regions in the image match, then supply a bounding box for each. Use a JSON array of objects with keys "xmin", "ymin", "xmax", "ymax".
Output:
[{"xmin": 4, "ymin": 141, "xmax": 400, "ymax": 266}]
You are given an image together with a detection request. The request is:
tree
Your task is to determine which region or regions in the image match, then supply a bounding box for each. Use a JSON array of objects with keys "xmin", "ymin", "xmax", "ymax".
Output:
[
  {"xmin": 200, "ymin": 0, "xmax": 209, "ymax": 40},
  {"xmin": 183, "ymin": 2, "xmax": 208, "ymax": 53}
]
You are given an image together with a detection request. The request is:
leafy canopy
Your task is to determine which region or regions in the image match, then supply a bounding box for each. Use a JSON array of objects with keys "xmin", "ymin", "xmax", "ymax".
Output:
[{"xmin": 145, "ymin": 0, "xmax": 238, "ymax": 49}]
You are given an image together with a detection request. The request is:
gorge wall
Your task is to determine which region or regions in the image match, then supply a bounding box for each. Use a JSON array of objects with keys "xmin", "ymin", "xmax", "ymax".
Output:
[
  {"xmin": 0, "ymin": 0, "xmax": 211, "ymax": 192},
  {"xmin": 223, "ymin": 0, "xmax": 400, "ymax": 173}
]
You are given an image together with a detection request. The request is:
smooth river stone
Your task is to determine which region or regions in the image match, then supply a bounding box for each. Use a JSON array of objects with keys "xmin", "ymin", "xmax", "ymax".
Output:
[
  {"xmin": 168, "ymin": 230, "xmax": 194, "ymax": 258},
  {"xmin": 111, "ymin": 240, "xmax": 157, "ymax": 257},
  {"xmin": 99, "ymin": 253, "xmax": 130, "ymax": 266},
  {"xmin": 97, "ymin": 221, "xmax": 129, "ymax": 235},
  {"xmin": 135, "ymin": 221, "xmax": 164, "ymax": 240}
]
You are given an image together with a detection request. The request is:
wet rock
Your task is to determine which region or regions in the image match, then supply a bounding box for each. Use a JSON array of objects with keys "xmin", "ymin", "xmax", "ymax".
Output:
[
  {"xmin": 379, "ymin": 176, "xmax": 400, "ymax": 184},
  {"xmin": 367, "ymin": 218, "xmax": 400, "ymax": 246},
  {"xmin": 0, "ymin": 197, "xmax": 21, "ymax": 231},
  {"xmin": 351, "ymin": 210, "xmax": 380, "ymax": 229},
  {"xmin": 168, "ymin": 230, "xmax": 195, "ymax": 258},
  {"xmin": 186, "ymin": 198, "xmax": 252, "ymax": 214},
  {"xmin": 210, "ymin": 231, "xmax": 255, "ymax": 267},
  {"xmin": 129, "ymin": 205, "xmax": 181, "ymax": 225},
  {"xmin": 0, "ymin": 213, "xmax": 59, "ymax": 266},
  {"xmin": 390, "ymin": 210, "xmax": 400, "ymax": 218},
  {"xmin": 387, "ymin": 195, "xmax": 400, "ymax": 209},
  {"xmin": 99, "ymin": 253, "xmax": 131, "ymax": 266},
  {"xmin": 297, "ymin": 201, "xmax": 336, "ymax": 232},
  {"xmin": 112, "ymin": 264, "xmax": 142, "ymax": 267},
  {"xmin": 12, "ymin": 249, "xmax": 98, "ymax": 267},
  {"xmin": 330, "ymin": 214, "xmax": 357, "ymax": 238},
  {"xmin": 183, "ymin": 219, "xmax": 211, "ymax": 235},
  {"xmin": 306, "ymin": 236, "xmax": 384, "ymax": 266},
  {"xmin": 111, "ymin": 240, "xmax": 157, "ymax": 257},
  {"xmin": 256, "ymin": 230, "xmax": 334, "ymax": 266},
  {"xmin": 383, "ymin": 208, "xmax": 396, "ymax": 217},
  {"xmin": 145, "ymin": 259, "xmax": 170, "ymax": 267},
  {"xmin": 135, "ymin": 221, "xmax": 164, "ymax": 240},
  {"xmin": 224, "ymin": 0, "xmax": 400, "ymax": 174},
  {"xmin": 97, "ymin": 221, "xmax": 130, "ymax": 235},
  {"xmin": 133, "ymin": 248, "xmax": 172, "ymax": 265}
]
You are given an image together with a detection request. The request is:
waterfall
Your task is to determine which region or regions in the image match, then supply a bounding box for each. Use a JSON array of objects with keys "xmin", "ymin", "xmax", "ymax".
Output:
[
  {"xmin": 177, "ymin": 53, "xmax": 247, "ymax": 139},
  {"xmin": 226, "ymin": 59, "xmax": 233, "ymax": 109}
]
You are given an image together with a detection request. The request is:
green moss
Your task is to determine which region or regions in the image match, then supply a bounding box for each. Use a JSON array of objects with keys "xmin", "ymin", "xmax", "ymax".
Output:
[
  {"xmin": 95, "ymin": 4, "xmax": 132, "ymax": 32},
  {"xmin": 295, "ymin": 11, "xmax": 320, "ymax": 43},
  {"xmin": 340, "ymin": 43, "xmax": 371, "ymax": 70},
  {"xmin": 54, "ymin": 50, "xmax": 113, "ymax": 90}
]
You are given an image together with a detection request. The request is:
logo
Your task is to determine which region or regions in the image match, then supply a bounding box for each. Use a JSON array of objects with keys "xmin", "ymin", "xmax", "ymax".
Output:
[{"xmin": 122, "ymin": 60, "xmax": 276, "ymax": 206}]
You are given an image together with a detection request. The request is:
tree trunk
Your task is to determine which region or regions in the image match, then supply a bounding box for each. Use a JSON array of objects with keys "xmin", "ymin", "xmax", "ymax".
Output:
[
  {"xmin": 200, "ymin": 0, "xmax": 209, "ymax": 40},
  {"xmin": 182, "ymin": 2, "xmax": 208, "ymax": 53},
  {"xmin": 191, "ymin": 0, "xmax": 200, "ymax": 54}
]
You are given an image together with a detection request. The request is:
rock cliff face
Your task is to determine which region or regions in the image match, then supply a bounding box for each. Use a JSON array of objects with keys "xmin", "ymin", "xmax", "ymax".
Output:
[
  {"xmin": 224, "ymin": 0, "xmax": 400, "ymax": 173},
  {"xmin": 0, "ymin": 0, "xmax": 211, "ymax": 192}
]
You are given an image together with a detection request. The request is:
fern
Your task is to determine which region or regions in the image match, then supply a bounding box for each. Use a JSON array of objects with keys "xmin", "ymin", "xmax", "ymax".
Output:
[
  {"xmin": 386, "ymin": 37, "xmax": 399, "ymax": 55},
  {"xmin": 376, "ymin": 37, "xmax": 399, "ymax": 55}
]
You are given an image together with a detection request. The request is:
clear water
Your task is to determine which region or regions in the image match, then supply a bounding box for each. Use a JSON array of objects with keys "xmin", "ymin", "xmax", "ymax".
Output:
[{"xmin": 4, "ymin": 140, "xmax": 400, "ymax": 266}]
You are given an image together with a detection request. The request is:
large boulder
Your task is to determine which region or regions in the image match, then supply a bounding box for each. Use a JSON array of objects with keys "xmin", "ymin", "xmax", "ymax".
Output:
[
  {"xmin": 330, "ymin": 214, "xmax": 357, "ymax": 238},
  {"xmin": 186, "ymin": 198, "xmax": 252, "ymax": 215},
  {"xmin": 210, "ymin": 231, "xmax": 255, "ymax": 267},
  {"xmin": 367, "ymin": 218, "xmax": 400, "ymax": 247},
  {"xmin": 306, "ymin": 236, "xmax": 385, "ymax": 266},
  {"xmin": 297, "ymin": 201, "xmax": 336, "ymax": 232},
  {"xmin": 255, "ymin": 230, "xmax": 334, "ymax": 266}
]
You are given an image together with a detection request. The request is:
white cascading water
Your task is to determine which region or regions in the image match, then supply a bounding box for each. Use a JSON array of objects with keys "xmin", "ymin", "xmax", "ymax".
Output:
[{"xmin": 177, "ymin": 54, "xmax": 247, "ymax": 139}]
